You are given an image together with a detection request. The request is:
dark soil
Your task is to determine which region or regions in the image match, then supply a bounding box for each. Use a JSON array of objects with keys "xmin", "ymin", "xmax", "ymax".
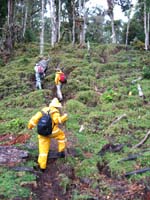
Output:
[
  {"xmin": 33, "ymin": 156, "xmax": 147, "ymax": 200},
  {"xmin": 33, "ymin": 158, "xmax": 71, "ymax": 200}
]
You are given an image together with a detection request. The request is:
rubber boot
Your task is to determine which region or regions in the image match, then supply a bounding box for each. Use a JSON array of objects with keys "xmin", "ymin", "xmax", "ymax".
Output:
[{"xmin": 57, "ymin": 151, "xmax": 65, "ymax": 158}]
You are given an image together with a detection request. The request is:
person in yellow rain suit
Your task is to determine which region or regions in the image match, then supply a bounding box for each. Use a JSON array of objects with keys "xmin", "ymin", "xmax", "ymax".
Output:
[
  {"xmin": 28, "ymin": 98, "xmax": 68, "ymax": 171},
  {"xmin": 55, "ymin": 68, "xmax": 66, "ymax": 101}
]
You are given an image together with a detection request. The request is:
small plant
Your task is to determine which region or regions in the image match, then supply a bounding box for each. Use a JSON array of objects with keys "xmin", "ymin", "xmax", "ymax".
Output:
[
  {"xmin": 19, "ymin": 57, "xmax": 30, "ymax": 65},
  {"xmin": 128, "ymin": 85, "xmax": 138, "ymax": 95},
  {"xmin": 101, "ymin": 89, "xmax": 117, "ymax": 102},
  {"xmin": 7, "ymin": 118, "xmax": 26, "ymax": 131},
  {"xmin": 24, "ymin": 29, "xmax": 36, "ymax": 42},
  {"xmin": 0, "ymin": 58, "xmax": 5, "ymax": 66},
  {"xmin": 59, "ymin": 173, "xmax": 70, "ymax": 194},
  {"xmin": 131, "ymin": 38, "xmax": 145, "ymax": 50},
  {"xmin": 76, "ymin": 90, "xmax": 98, "ymax": 106},
  {"xmin": 143, "ymin": 65, "xmax": 150, "ymax": 79}
]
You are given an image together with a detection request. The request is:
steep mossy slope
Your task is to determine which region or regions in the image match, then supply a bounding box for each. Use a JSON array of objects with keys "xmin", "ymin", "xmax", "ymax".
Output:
[{"xmin": 1, "ymin": 43, "xmax": 150, "ymax": 199}]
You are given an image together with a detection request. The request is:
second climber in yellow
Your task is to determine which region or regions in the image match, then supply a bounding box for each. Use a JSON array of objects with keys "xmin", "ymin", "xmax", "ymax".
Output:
[
  {"xmin": 28, "ymin": 97, "xmax": 68, "ymax": 171},
  {"xmin": 55, "ymin": 68, "xmax": 67, "ymax": 101}
]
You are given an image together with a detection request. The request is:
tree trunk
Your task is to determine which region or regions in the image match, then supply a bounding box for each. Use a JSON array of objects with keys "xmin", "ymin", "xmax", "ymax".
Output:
[
  {"xmin": 79, "ymin": 0, "xmax": 82, "ymax": 44},
  {"xmin": 58, "ymin": 0, "xmax": 61, "ymax": 42},
  {"xmin": 79, "ymin": 0, "xmax": 86, "ymax": 46},
  {"xmin": 72, "ymin": 0, "xmax": 75, "ymax": 46},
  {"xmin": 125, "ymin": 5, "xmax": 132, "ymax": 50},
  {"xmin": 110, "ymin": 13, "xmax": 116, "ymax": 43},
  {"xmin": 40, "ymin": 0, "xmax": 45, "ymax": 55},
  {"xmin": 48, "ymin": 0, "xmax": 57, "ymax": 47},
  {"xmin": 22, "ymin": 0, "xmax": 28, "ymax": 39},
  {"xmin": 144, "ymin": 0, "xmax": 149, "ymax": 50},
  {"xmin": 82, "ymin": 0, "xmax": 86, "ymax": 45},
  {"xmin": 7, "ymin": 0, "xmax": 15, "ymax": 51},
  {"xmin": 107, "ymin": 0, "xmax": 116, "ymax": 44},
  {"xmin": 148, "ymin": 12, "xmax": 150, "ymax": 47}
]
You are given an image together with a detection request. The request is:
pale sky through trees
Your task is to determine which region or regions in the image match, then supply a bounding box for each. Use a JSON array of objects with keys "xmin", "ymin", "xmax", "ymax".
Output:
[
  {"xmin": 45, "ymin": 0, "xmax": 138, "ymax": 22},
  {"xmin": 86, "ymin": 0, "xmax": 138, "ymax": 22}
]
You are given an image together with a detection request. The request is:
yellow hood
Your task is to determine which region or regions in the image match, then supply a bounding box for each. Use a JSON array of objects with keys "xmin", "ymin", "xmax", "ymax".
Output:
[{"xmin": 49, "ymin": 98, "xmax": 62, "ymax": 108}]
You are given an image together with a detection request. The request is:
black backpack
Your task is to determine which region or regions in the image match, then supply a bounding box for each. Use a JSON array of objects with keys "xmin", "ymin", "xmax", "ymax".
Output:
[{"xmin": 37, "ymin": 110, "xmax": 53, "ymax": 136}]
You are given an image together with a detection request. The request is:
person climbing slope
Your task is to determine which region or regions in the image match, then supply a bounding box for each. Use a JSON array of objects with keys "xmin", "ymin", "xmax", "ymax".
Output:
[
  {"xmin": 55, "ymin": 67, "xmax": 67, "ymax": 101},
  {"xmin": 27, "ymin": 97, "xmax": 68, "ymax": 171},
  {"xmin": 34, "ymin": 56, "xmax": 50, "ymax": 89}
]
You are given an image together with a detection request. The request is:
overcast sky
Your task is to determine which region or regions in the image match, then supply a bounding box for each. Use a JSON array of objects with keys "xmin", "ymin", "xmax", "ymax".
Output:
[{"xmin": 85, "ymin": 0, "xmax": 138, "ymax": 21}]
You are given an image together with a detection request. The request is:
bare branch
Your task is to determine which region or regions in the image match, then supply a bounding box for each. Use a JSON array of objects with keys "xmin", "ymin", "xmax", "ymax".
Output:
[
  {"xmin": 110, "ymin": 113, "xmax": 127, "ymax": 127},
  {"xmin": 132, "ymin": 130, "xmax": 150, "ymax": 149}
]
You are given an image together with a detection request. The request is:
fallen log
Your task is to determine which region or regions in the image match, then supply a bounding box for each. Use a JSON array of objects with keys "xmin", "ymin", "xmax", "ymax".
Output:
[
  {"xmin": 131, "ymin": 77, "xmax": 142, "ymax": 84},
  {"xmin": 11, "ymin": 166, "xmax": 34, "ymax": 172},
  {"xmin": 125, "ymin": 167, "xmax": 150, "ymax": 177},
  {"xmin": 132, "ymin": 130, "xmax": 150, "ymax": 149},
  {"xmin": 98, "ymin": 143, "xmax": 124, "ymax": 156},
  {"xmin": 118, "ymin": 153, "xmax": 141, "ymax": 162},
  {"xmin": 118, "ymin": 149, "xmax": 150, "ymax": 162},
  {"xmin": 110, "ymin": 113, "xmax": 127, "ymax": 127},
  {"xmin": 0, "ymin": 146, "xmax": 28, "ymax": 166},
  {"xmin": 11, "ymin": 166, "xmax": 42, "ymax": 176}
]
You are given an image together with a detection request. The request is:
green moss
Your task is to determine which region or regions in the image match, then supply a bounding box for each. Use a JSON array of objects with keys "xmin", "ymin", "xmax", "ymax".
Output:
[
  {"xmin": 1, "ymin": 43, "xmax": 150, "ymax": 199},
  {"xmin": 75, "ymin": 90, "xmax": 99, "ymax": 106},
  {"xmin": 75, "ymin": 157, "xmax": 99, "ymax": 177},
  {"xmin": 0, "ymin": 168, "xmax": 35, "ymax": 199}
]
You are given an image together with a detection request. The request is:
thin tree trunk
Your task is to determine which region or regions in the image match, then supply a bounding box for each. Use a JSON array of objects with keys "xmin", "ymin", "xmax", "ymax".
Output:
[
  {"xmin": 147, "ymin": 12, "xmax": 149, "ymax": 46},
  {"xmin": 125, "ymin": 5, "xmax": 132, "ymax": 50},
  {"xmin": 7, "ymin": 0, "xmax": 14, "ymax": 51},
  {"xmin": 79, "ymin": 0, "xmax": 82, "ymax": 44},
  {"xmin": 72, "ymin": 0, "xmax": 75, "ymax": 46},
  {"xmin": 79, "ymin": 0, "xmax": 86, "ymax": 45},
  {"xmin": 107, "ymin": 0, "xmax": 116, "ymax": 44},
  {"xmin": 8, "ymin": 0, "xmax": 13, "ymax": 28},
  {"xmin": 82, "ymin": 0, "xmax": 86, "ymax": 45},
  {"xmin": 111, "ymin": 13, "xmax": 116, "ymax": 43},
  {"xmin": 40, "ymin": 0, "xmax": 45, "ymax": 55},
  {"xmin": 58, "ymin": 0, "xmax": 61, "ymax": 42},
  {"xmin": 48, "ymin": 0, "xmax": 57, "ymax": 47},
  {"xmin": 22, "ymin": 0, "xmax": 28, "ymax": 39},
  {"xmin": 144, "ymin": 0, "xmax": 148, "ymax": 50}
]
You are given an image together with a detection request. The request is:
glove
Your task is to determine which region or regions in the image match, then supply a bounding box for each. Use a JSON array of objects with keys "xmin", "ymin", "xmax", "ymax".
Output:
[
  {"xmin": 28, "ymin": 123, "xmax": 33, "ymax": 130},
  {"xmin": 64, "ymin": 113, "xmax": 68, "ymax": 117},
  {"xmin": 63, "ymin": 113, "xmax": 68, "ymax": 121}
]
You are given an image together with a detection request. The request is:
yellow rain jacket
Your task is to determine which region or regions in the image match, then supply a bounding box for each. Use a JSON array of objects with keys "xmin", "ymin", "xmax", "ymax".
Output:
[
  {"xmin": 55, "ymin": 70, "xmax": 62, "ymax": 85},
  {"xmin": 28, "ymin": 105, "xmax": 68, "ymax": 169}
]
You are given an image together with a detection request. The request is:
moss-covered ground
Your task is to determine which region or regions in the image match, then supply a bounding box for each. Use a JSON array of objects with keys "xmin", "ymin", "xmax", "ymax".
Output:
[{"xmin": 0, "ymin": 43, "xmax": 150, "ymax": 199}]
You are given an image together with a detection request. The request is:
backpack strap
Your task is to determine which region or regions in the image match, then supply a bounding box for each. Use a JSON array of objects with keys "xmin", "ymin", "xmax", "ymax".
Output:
[{"xmin": 41, "ymin": 110, "xmax": 49, "ymax": 115}]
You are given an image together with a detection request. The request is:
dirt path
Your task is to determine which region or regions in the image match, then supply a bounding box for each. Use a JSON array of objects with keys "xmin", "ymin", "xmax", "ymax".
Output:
[
  {"xmin": 32, "ymin": 132, "xmax": 77, "ymax": 200},
  {"xmin": 33, "ymin": 158, "xmax": 70, "ymax": 200}
]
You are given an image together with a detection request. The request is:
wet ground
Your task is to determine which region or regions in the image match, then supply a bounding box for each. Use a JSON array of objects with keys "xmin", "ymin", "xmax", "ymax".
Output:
[{"xmin": 0, "ymin": 133, "xmax": 149, "ymax": 200}]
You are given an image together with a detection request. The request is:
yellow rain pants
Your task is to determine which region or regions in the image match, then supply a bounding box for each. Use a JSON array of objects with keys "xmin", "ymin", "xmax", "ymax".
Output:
[{"xmin": 38, "ymin": 129, "xmax": 67, "ymax": 169}]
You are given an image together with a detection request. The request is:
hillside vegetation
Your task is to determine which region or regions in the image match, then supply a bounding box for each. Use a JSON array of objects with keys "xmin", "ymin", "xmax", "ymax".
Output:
[{"xmin": 0, "ymin": 43, "xmax": 150, "ymax": 199}]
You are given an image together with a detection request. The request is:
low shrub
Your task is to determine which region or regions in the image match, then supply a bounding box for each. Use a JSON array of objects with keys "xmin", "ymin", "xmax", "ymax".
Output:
[{"xmin": 143, "ymin": 65, "xmax": 150, "ymax": 79}]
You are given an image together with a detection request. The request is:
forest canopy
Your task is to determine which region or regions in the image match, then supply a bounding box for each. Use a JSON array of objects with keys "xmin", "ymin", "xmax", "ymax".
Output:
[{"xmin": 0, "ymin": 0, "xmax": 149, "ymax": 58}]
